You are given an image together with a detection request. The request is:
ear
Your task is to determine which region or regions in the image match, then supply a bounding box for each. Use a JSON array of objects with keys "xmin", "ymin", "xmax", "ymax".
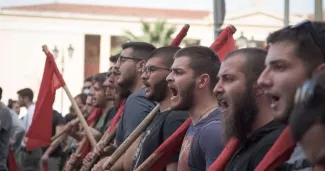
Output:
[
  {"xmin": 312, "ymin": 63, "xmax": 325, "ymax": 77},
  {"xmin": 197, "ymin": 73, "xmax": 210, "ymax": 89},
  {"xmin": 137, "ymin": 60, "xmax": 146, "ymax": 73}
]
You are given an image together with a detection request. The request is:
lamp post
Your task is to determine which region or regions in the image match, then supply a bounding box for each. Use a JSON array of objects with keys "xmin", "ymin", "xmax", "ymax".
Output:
[
  {"xmin": 236, "ymin": 32, "xmax": 258, "ymax": 49},
  {"xmin": 52, "ymin": 44, "xmax": 74, "ymax": 114},
  {"xmin": 236, "ymin": 32, "xmax": 248, "ymax": 49}
]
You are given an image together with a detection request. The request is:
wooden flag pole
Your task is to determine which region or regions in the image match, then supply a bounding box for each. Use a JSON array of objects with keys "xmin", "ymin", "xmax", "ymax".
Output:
[
  {"xmin": 42, "ymin": 45, "xmax": 97, "ymax": 148},
  {"xmin": 102, "ymin": 104, "xmax": 160, "ymax": 170}
]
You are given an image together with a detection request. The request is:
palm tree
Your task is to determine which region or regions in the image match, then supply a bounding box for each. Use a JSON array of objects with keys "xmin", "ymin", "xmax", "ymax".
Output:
[{"xmin": 124, "ymin": 20, "xmax": 176, "ymax": 47}]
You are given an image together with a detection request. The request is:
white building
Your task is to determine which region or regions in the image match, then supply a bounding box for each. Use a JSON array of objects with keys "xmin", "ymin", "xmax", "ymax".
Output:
[{"xmin": 0, "ymin": 2, "xmax": 307, "ymax": 115}]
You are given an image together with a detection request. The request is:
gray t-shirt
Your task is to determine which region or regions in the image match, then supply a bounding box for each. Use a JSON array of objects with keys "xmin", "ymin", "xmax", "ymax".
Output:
[
  {"xmin": 115, "ymin": 88, "xmax": 156, "ymax": 146},
  {"xmin": 0, "ymin": 102, "xmax": 12, "ymax": 171},
  {"xmin": 9, "ymin": 109, "xmax": 25, "ymax": 151}
]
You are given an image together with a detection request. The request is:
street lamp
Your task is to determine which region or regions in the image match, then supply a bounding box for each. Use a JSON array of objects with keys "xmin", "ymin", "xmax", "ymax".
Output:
[
  {"xmin": 52, "ymin": 44, "xmax": 74, "ymax": 114},
  {"xmin": 248, "ymin": 36, "xmax": 257, "ymax": 48},
  {"xmin": 236, "ymin": 32, "xmax": 248, "ymax": 49}
]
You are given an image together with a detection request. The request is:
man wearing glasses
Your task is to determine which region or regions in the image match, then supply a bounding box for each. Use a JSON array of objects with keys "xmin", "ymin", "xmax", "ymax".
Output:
[
  {"xmin": 91, "ymin": 42, "xmax": 158, "ymax": 170},
  {"xmin": 257, "ymin": 20, "xmax": 325, "ymax": 171},
  {"xmin": 121, "ymin": 46, "xmax": 188, "ymax": 171}
]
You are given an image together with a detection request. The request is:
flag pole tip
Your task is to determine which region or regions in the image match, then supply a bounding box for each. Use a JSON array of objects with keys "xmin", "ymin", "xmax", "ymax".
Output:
[
  {"xmin": 42, "ymin": 45, "xmax": 49, "ymax": 53},
  {"xmin": 228, "ymin": 25, "xmax": 237, "ymax": 33},
  {"xmin": 184, "ymin": 24, "xmax": 190, "ymax": 28}
]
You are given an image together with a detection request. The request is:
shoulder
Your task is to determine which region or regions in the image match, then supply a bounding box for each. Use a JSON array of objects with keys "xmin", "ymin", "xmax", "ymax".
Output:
[
  {"xmin": 164, "ymin": 110, "xmax": 188, "ymax": 125},
  {"xmin": 126, "ymin": 90, "xmax": 155, "ymax": 108},
  {"xmin": 257, "ymin": 122, "xmax": 286, "ymax": 146}
]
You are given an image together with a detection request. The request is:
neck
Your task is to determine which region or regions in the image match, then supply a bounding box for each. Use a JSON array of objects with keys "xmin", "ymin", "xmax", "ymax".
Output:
[
  {"xmin": 131, "ymin": 76, "xmax": 143, "ymax": 93},
  {"xmin": 251, "ymin": 97, "xmax": 273, "ymax": 132},
  {"xmin": 158, "ymin": 96, "xmax": 171, "ymax": 112},
  {"xmin": 25, "ymin": 101, "xmax": 33, "ymax": 109},
  {"xmin": 189, "ymin": 93, "xmax": 219, "ymax": 125},
  {"xmin": 103, "ymin": 101, "xmax": 114, "ymax": 114}
]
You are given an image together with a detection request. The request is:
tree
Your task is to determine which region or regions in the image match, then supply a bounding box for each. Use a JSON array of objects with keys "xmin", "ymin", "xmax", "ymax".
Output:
[{"xmin": 124, "ymin": 20, "xmax": 176, "ymax": 47}]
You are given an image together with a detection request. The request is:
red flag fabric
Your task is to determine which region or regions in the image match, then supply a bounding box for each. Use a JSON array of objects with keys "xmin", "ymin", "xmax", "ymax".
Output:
[
  {"xmin": 170, "ymin": 24, "xmax": 190, "ymax": 46},
  {"xmin": 209, "ymin": 25, "xmax": 236, "ymax": 62},
  {"xmin": 207, "ymin": 137, "xmax": 240, "ymax": 171},
  {"xmin": 26, "ymin": 51, "xmax": 66, "ymax": 151},
  {"xmin": 107, "ymin": 100, "xmax": 126, "ymax": 133},
  {"xmin": 8, "ymin": 149, "xmax": 18, "ymax": 171},
  {"xmin": 254, "ymin": 127, "xmax": 295, "ymax": 171},
  {"xmin": 148, "ymin": 118, "xmax": 191, "ymax": 171}
]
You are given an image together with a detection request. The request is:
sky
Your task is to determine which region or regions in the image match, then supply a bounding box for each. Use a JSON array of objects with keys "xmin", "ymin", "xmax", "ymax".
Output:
[{"xmin": 0, "ymin": 0, "xmax": 322, "ymax": 15}]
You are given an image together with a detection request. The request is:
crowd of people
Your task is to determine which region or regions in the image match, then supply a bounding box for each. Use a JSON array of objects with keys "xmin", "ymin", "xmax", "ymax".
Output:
[{"xmin": 0, "ymin": 20, "xmax": 325, "ymax": 171}]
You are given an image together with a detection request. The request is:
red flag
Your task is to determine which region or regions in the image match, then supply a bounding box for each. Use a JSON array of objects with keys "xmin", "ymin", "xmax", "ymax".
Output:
[
  {"xmin": 170, "ymin": 24, "xmax": 190, "ymax": 46},
  {"xmin": 26, "ymin": 50, "xmax": 66, "ymax": 151},
  {"xmin": 8, "ymin": 149, "xmax": 19, "ymax": 171},
  {"xmin": 207, "ymin": 137, "xmax": 240, "ymax": 171},
  {"xmin": 147, "ymin": 118, "xmax": 191, "ymax": 171},
  {"xmin": 107, "ymin": 100, "xmax": 126, "ymax": 133},
  {"xmin": 210, "ymin": 25, "xmax": 236, "ymax": 62},
  {"xmin": 254, "ymin": 127, "xmax": 295, "ymax": 171}
]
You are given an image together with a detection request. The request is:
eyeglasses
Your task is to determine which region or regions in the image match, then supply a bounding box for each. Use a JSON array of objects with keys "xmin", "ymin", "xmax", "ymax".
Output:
[
  {"xmin": 294, "ymin": 80, "xmax": 317, "ymax": 106},
  {"xmin": 289, "ymin": 20, "xmax": 325, "ymax": 60},
  {"xmin": 142, "ymin": 66, "xmax": 170, "ymax": 77},
  {"xmin": 117, "ymin": 55, "xmax": 142, "ymax": 63}
]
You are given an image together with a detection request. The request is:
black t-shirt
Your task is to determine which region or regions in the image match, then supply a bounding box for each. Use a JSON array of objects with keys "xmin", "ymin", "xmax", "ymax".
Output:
[
  {"xmin": 100, "ymin": 107, "xmax": 117, "ymax": 133},
  {"xmin": 42, "ymin": 110, "xmax": 65, "ymax": 157},
  {"xmin": 225, "ymin": 120, "xmax": 286, "ymax": 171},
  {"xmin": 131, "ymin": 109, "xmax": 188, "ymax": 170}
]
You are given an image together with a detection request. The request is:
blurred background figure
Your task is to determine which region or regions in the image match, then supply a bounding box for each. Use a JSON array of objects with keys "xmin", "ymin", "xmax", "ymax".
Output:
[{"xmin": 7, "ymin": 99, "xmax": 20, "ymax": 116}]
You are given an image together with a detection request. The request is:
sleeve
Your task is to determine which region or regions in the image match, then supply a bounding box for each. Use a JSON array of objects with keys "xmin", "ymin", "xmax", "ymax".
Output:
[
  {"xmin": 163, "ymin": 111, "xmax": 189, "ymax": 162},
  {"xmin": 198, "ymin": 121, "xmax": 224, "ymax": 169},
  {"xmin": 123, "ymin": 96, "xmax": 155, "ymax": 140},
  {"xmin": 0, "ymin": 107, "xmax": 12, "ymax": 131},
  {"xmin": 9, "ymin": 110, "xmax": 25, "ymax": 151}
]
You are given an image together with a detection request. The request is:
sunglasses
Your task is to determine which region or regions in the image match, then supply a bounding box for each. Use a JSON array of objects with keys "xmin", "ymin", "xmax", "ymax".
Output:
[{"xmin": 289, "ymin": 20, "xmax": 325, "ymax": 60}]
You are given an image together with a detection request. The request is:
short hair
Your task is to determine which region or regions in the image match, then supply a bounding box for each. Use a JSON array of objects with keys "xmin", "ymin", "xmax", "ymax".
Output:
[
  {"xmin": 147, "ymin": 46, "xmax": 181, "ymax": 68},
  {"xmin": 110, "ymin": 53, "xmax": 120, "ymax": 63},
  {"xmin": 121, "ymin": 42, "xmax": 156, "ymax": 60},
  {"xmin": 17, "ymin": 88, "xmax": 34, "ymax": 101},
  {"xmin": 267, "ymin": 21, "xmax": 325, "ymax": 74},
  {"xmin": 224, "ymin": 48, "xmax": 267, "ymax": 84},
  {"xmin": 75, "ymin": 93, "xmax": 87, "ymax": 105},
  {"xmin": 174, "ymin": 46, "xmax": 221, "ymax": 89},
  {"xmin": 0, "ymin": 87, "xmax": 2, "ymax": 100},
  {"xmin": 7, "ymin": 99, "xmax": 18, "ymax": 109},
  {"xmin": 93, "ymin": 72, "xmax": 107, "ymax": 86},
  {"xmin": 289, "ymin": 71, "xmax": 325, "ymax": 142},
  {"xmin": 84, "ymin": 76, "xmax": 93, "ymax": 83}
]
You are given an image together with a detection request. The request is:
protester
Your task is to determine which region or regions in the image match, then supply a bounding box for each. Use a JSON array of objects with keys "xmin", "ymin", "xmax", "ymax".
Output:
[
  {"xmin": 289, "ymin": 72, "xmax": 325, "ymax": 170},
  {"xmin": 83, "ymin": 76, "xmax": 94, "ymax": 95},
  {"xmin": 17, "ymin": 88, "xmax": 42, "ymax": 171},
  {"xmin": 91, "ymin": 42, "xmax": 157, "ymax": 170},
  {"xmin": 7, "ymin": 99, "xmax": 20, "ymax": 116},
  {"xmin": 0, "ymin": 100, "xmax": 12, "ymax": 171},
  {"xmin": 120, "ymin": 46, "xmax": 189, "ymax": 171},
  {"xmin": 211, "ymin": 48, "xmax": 285, "ymax": 170},
  {"xmin": 166, "ymin": 46, "xmax": 223, "ymax": 171},
  {"xmin": 257, "ymin": 20, "xmax": 325, "ymax": 171}
]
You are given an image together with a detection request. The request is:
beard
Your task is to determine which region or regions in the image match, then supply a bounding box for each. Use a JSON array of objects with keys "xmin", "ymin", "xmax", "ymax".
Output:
[
  {"xmin": 222, "ymin": 85, "xmax": 259, "ymax": 143},
  {"xmin": 172, "ymin": 80, "xmax": 195, "ymax": 111},
  {"xmin": 144, "ymin": 78, "xmax": 168, "ymax": 102},
  {"xmin": 118, "ymin": 68, "xmax": 137, "ymax": 91}
]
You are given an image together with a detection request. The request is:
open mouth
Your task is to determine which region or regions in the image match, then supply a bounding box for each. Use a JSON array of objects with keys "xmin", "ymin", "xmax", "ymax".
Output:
[
  {"xmin": 169, "ymin": 87, "xmax": 178, "ymax": 100},
  {"xmin": 217, "ymin": 98, "xmax": 229, "ymax": 111},
  {"xmin": 270, "ymin": 95, "xmax": 280, "ymax": 108}
]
